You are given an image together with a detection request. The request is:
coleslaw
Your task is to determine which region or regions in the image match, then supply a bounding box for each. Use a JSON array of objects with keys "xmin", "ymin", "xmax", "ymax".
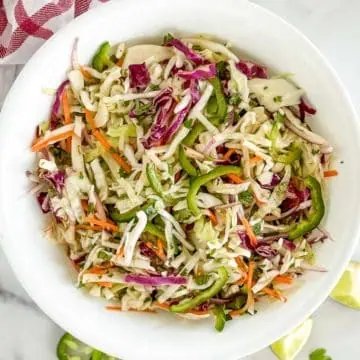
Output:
[{"xmin": 28, "ymin": 34, "xmax": 336, "ymax": 331}]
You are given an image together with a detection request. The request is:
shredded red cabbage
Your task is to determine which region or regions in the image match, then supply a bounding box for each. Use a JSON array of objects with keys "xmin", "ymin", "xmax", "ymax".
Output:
[
  {"xmin": 261, "ymin": 174, "xmax": 281, "ymax": 190},
  {"xmin": 255, "ymin": 243, "xmax": 278, "ymax": 258},
  {"xmin": 142, "ymin": 88, "xmax": 176, "ymax": 149},
  {"xmin": 50, "ymin": 80, "xmax": 69, "ymax": 130},
  {"xmin": 44, "ymin": 171, "xmax": 65, "ymax": 193},
  {"xmin": 129, "ymin": 63, "xmax": 150, "ymax": 89},
  {"xmin": 139, "ymin": 243, "xmax": 156, "ymax": 258},
  {"xmin": 37, "ymin": 192, "xmax": 51, "ymax": 213},
  {"xmin": 283, "ymin": 239, "xmax": 296, "ymax": 251},
  {"xmin": 299, "ymin": 98, "xmax": 317, "ymax": 122},
  {"xmin": 177, "ymin": 64, "xmax": 216, "ymax": 80},
  {"xmin": 168, "ymin": 39, "xmax": 205, "ymax": 66},
  {"xmin": 281, "ymin": 181, "xmax": 310, "ymax": 212},
  {"xmin": 236, "ymin": 60, "xmax": 268, "ymax": 79},
  {"xmin": 124, "ymin": 274, "xmax": 187, "ymax": 286},
  {"xmin": 238, "ymin": 232, "xmax": 277, "ymax": 258},
  {"xmin": 189, "ymin": 79, "xmax": 201, "ymax": 103}
]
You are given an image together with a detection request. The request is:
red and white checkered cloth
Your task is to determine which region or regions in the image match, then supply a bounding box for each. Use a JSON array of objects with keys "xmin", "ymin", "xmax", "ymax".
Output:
[{"xmin": 0, "ymin": 0, "xmax": 109, "ymax": 64}]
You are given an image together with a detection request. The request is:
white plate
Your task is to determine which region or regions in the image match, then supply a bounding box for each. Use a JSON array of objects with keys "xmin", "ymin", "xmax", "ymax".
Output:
[{"xmin": 0, "ymin": 0, "xmax": 359, "ymax": 359}]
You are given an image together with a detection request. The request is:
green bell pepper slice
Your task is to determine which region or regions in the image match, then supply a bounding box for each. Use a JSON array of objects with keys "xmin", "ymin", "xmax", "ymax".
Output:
[
  {"xmin": 288, "ymin": 176, "xmax": 325, "ymax": 240},
  {"xmin": 109, "ymin": 201, "xmax": 154, "ymax": 223},
  {"xmin": 213, "ymin": 305, "xmax": 227, "ymax": 332},
  {"xmin": 146, "ymin": 164, "xmax": 173, "ymax": 203},
  {"xmin": 170, "ymin": 266, "xmax": 229, "ymax": 312},
  {"xmin": 179, "ymin": 122, "xmax": 205, "ymax": 176},
  {"xmin": 91, "ymin": 349, "xmax": 117, "ymax": 360},
  {"xmin": 92, "ymin": 42, "xmax": 114, "ymax": 72},
  {"xmin": 187, "ymin": 165, "xmax": 242, "ymax": 216},
  {"xmin": 144, "ymin": 223, "xmax": 165, "ymax": 241},
  {"xmin": 208, "ymin": 77, "xmax": 227, "ymax": 122}
]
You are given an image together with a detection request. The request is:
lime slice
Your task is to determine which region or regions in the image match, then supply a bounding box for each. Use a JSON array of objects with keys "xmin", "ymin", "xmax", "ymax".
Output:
[
  {"xmin": 330, "ymin": 261, "xmax": 360, "ymax": 309},
  {"xmin": 271, "ymin": 318, "xmax": 313, "ymax": 360}
]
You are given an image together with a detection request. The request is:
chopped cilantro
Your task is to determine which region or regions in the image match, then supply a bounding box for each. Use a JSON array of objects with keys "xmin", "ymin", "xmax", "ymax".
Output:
[
  {"xmin": 163, "ymin": 32, "xmax": 174, "ymax": 45},
  {"xmin": 239, "ymin": 190, "xmax": 253, "ymax": 207},
  {"xmin": 252, "ymin": 222, "xmax": 262, "ymax": 236},
  {"xmin": 229, "ymin": 94, "xmax": 241, "ymax": 106},
  {"xmin": 194, "ymin": 274, "xmax": 210, "ymax": 285}
]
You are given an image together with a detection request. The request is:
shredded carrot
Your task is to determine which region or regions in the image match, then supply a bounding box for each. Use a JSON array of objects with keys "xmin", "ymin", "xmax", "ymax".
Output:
[
  {"xmin": 235, "ymin": 256, "xmax": 248, "ymax": 273},
  {"xmin": 80, "ymin": 66, "xmax": 92, "ymax": 80},
  {"xmin": 31, "ymin": 130, "xmax": 74, "ymax": 152},
  {"xmin": 207, "ymin": 209, "xmax": 218, "ymax": 225},
  {"xmin": 188, "ymin": 309, "xmax": 209, "ymax": 315},
  {"xmin": 93, "ymin": 129, "xmax": 111, "ymax": 151},
  {"xmin": 81, "ymin": 199, "xmax": 89, "ymax": 212},
  {"xmin": 223, "ymin": 148, "xmax": 236, "ymax": 162},
  {"xmin": 227, "ymin": 173, "xmax": 244, "ymax": 184},
  {"xmin": 116, "ymin": 246, "xmax": 125, "ymax": 258},
  {"xmin": 249, "ymin": 155, "xmax": 263, "ymax": 164},
  {"xmin": 274, "ymin": 275, "xmax": 293, "ymax": 284},
  {"xmin": 145, "ymin": 241, "xmax": 166, "ymax": 261},
  {"xmin": 76, "ymin": 224, "xmax": 103, "ymax": 232},
  {"xmin": 117, "ymin": 58, "xmax": 124, "ymax": 67},
  {"xmin": 240, "ymin": 216, "xmax": 257, "ymax": 246},
  {"xmin": 105, "ymin": 305, "xmax": 156, "ymax": 313},
  {"xmin": 324, "ymin": 169, "xmax": 338, "ymax": 178},
  {"xmin": 86, "ymin": 266, "xmax": 108, "ymax": 275},
  {"xmin": 97, "ymin": 282, "xmax": 113, "ymax": 288},
  {"xmin": 263, "ymin": 287, "xmax": 287, "ymax": 302},
  {"xmin": 230, "ymin": 261, "xmax": 256, "ymax": 317},
  {"xmin": 93, "ymin": 130, "xmax": 131, "ymax": 173},
  {"xmin": 85, "ymin": 216, "xmax": 119, "ymax": 232},
  {"xmin": 85, "ymin": 109, "xmax": 96, "ymax": 131},
  {"xmin": 62, "ymin": 89, "xmax": 72, "ymax": 152},
  {"xmin": 153, "ymin": 302, "xmax": 170, "ymax": 310},
  {"xmin": 157, "ymin": 238, "xmax": 166, "ymax": 260},
  {"xmin": 111, "ymin": 153, "xmax": 132, "ymax": 173}
]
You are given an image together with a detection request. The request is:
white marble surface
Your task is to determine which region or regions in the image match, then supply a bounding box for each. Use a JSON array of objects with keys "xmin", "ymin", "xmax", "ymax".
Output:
[{"xmin": 1, "ymin": 0, "xmax": 360, "ymax": 359}]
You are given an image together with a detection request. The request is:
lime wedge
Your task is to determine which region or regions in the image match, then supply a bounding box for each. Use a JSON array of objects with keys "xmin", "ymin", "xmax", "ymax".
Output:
[
  {"xmin": 271, "ymin": 318, "xmax": 313, "ymax": 360},
  {"xmin": 330, "ymin": 261, "xmax": 360, "ymax": 309}
]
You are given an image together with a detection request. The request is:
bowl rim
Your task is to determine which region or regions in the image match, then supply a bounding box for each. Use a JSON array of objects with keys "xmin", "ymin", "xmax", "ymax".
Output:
[{"xmin": 1, "ymin": 0, "xmax": 359, "ymax": 358}]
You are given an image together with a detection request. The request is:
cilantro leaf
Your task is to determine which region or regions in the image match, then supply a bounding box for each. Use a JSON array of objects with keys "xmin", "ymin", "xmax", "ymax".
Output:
[{"xmin": 309, "ymin": 348, "xmax": 332, "ymax": 360}]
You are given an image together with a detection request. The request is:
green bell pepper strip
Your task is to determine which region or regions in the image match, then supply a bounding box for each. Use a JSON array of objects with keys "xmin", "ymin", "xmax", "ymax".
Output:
[
  {"xmin": 109, "ymin": 201, "xmax": 154, "ymax": 223},
  {"xmin": 208, "ymin": 77, "xmax": 227, "ymax": 121},
  {"xmin": 92, "ymin": 42, "xmax": 114, "ymax": 72},
  {"xmin": 288, "ymin": 176, "xmax": 325, "ymax": 240},
  {"xmin": 179, "ymin": 122, "xmax": 206, "ymax": 176},
  {"xmin": 213, "ymin": 305, "xmax": 226, "ymax": 332},
  {"xmin": 144, "ymin": 223, "xmax": 165, "ymax": 241},
  {"xmin": 146, "ymin": 164, "xmax": 172, "ymax": 203},
  {"xmin": 56, "ymin": 332, "xmax": 94, "ymax": 360},
  {"xmin": 170, "ymin": 266, "xmax": 229, "ymax": 313},
  {"xmin": 187, "ymin": 165, "xmax": 242, "ymax": 216}
]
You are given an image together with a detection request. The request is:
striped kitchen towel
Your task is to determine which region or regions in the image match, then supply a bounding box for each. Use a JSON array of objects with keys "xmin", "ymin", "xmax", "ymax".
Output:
[{"xmin": 0, "ymin": 0, "xmax": 109, "ymax": 64}]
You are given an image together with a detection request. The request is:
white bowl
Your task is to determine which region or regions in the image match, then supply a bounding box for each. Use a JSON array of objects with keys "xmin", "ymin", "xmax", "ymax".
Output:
[{"xmin": 1, "ymin": 0, "xmax": 359, "ymax": 359}]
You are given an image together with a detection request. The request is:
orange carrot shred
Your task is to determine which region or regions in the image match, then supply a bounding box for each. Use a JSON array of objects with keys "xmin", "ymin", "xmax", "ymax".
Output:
[
  {"xmin": 86, "ymin": 267, "xmax": 108, "ymax": 275},
  {"xmin": 85, "ymin": 109, "xmax": 96, "ymax": 131},
  {"xmin": 153, "ymin": 302, "xmax": 170, "ymax": 310},
  {"xmin": 249, "ymin": 155, "xmax": 263, "ymax": 164},
  {"xmin": 62, "ymin": 89, "xmax": 72, "ymax": 152},
  {"xmin": 97, "ymin": 282, "xmax": 113, "ymax": 288},
  {"xmin": 116, "ymin": 246, "xmax": 125, "ymax": 258},
  {"xmin": 223, "ymin": 148, "xmax": 236, "ymax": 162},
  {"xmin": 324, "ymin": 169, "xmax": 338, "ymax": 178},
  {"xmin": 76, "ymin": 224, "xmax": 103, "ymax": 232},
  {"xmin": 157, "ymin": 238, "xmax": 166, "ymax": 260},
  {"xmin": 207, "ymin": 209, "xmax": 218, "ymax": 225},
  {"xmin": 110, "ymin": 153, "xmax": 132, "ymax": 173},
  {"xmin": 145, "ymin": 241, "xmax": 166, "ymax": 261},
  {"xmin": 81, "ymin": 199, "xmax": 89, "ymax": 212},
  {"xmin": 240, "ymin": 216, "xmax": 257, "ymax": 246},
  {"xmin": 227, "ymin": 173, "xmax": 244, "ymax": 184},
  {"xmin": 31, "ymin": 130, "xmax": 74, "ymax": 152},
  {"xmin": 85, "ymin": 216, "xmax": 119, "ymax": 232},
  {"xmin": 274, "ymin": 275, "xmax": 293, "ymax": 284},
  {"xmin": 80, "ymin": 66, "xmax": 92, "ymax": 80},
  {"xmin": 263, "ymin": 287, "xmax": 287, "ymax": 302}
]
